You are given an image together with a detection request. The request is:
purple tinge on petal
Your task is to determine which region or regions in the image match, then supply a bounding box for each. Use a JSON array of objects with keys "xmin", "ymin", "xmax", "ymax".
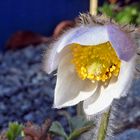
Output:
[
  {"xmin": 66, "ymin": 26, "xmax": 90, "ymax": 43},
  {"xmin": 107, "ymin": 25, "xmax": 136, "ymax": 61}
]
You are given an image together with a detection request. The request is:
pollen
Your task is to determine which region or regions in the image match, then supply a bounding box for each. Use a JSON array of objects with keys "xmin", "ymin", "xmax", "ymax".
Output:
[{"xmin": 70, "ymin": 41, "xmax": 121, "ymax": 82}]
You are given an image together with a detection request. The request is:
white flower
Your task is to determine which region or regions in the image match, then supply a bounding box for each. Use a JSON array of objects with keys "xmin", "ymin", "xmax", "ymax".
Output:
[{"xmin": 44, "ymin": 20, "xmax": 136, "ymax": 115}]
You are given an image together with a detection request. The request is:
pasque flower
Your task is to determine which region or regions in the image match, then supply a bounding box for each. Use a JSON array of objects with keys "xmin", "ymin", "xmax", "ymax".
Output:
[{"xmin": 44, "ymin": 14, "xmax": 136, "ymax": 115}]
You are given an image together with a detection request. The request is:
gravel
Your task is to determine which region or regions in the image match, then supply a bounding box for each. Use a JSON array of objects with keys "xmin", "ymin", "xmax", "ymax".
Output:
[
  {"xmin": 110, "ymin": 82, "xmax": 140, "ymax": 134},
  {"xmin": 114, "ymin": 129, "xmax": 140, "ymax": 140},
  {"xmin": 0, "ymin": 44, "xmax": 76, "ymax": 130}
]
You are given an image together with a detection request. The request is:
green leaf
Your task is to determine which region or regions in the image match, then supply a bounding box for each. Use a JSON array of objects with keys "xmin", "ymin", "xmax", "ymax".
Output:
[
  {"xmin": 67, "ymin": 124, "xmax": 94, "ymax": 140},
  {"xmin": 69, "ymin": 116, "xmax": 95, "ymax": 131},
  {"xmin": 6, "ymin": 130, "xmax": 14, "ymax": 140},
  {"xmin": 98, "ymin": 3, "xmax": 140, "ymax": 25},
  {"xmin": 58, "ymin": 110, "xmax": 86, "ymax": 133},
  {"xmin": 98, "ymin": 3, "xmax": 115, "ymax": 18},
  {"xmin": 58, "ymin": 110, "xmax": 72, "ymax": 131},
  {"xmin": 49, "ymin": 121, "xmax": 68, "ymax": 139},
  {"xmin": 6, "ymin": 122, "xmax": 23, "ymax": 140},
  {"xmin": 69, "ymin": 116, "xmax": 87, "ymax": 131},
  {"xmin": 136, "ymin": 13, "xmax": 140, "ymax": 24}
]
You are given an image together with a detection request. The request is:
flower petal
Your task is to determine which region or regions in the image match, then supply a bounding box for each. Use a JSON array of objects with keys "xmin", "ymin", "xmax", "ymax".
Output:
[
  {"xmin": 54, "ymin": 54, "xmax": 97, "ymax": 108},
  {"xmin": 107, "ymin": 24, "xmax": 136, "ymax": 61},
  {"xmin": 57, "ymin": 25, "xmax": 109, "ymax": 52},
  {"xmin": 57, "ymin": 25, "xmax": 136, "ymax": 61},
  {"xmin": 43, "ymin": 27, "xmax": 81, "ymax": 74},
  {"xmin": 44, "ymin": 24, "xmax": 136, "ymax": 73},
  {"xmin": 83, "ymin": 56, "xmax": 136, "ymax": 115},
  {"xmin": 43, "ymin": 44, "xmax": 70, "ymax": 74}
]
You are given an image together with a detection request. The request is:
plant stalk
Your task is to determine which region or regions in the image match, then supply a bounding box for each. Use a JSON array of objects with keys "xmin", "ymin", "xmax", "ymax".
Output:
[
  {"xmin": 90, "ymin": 0, "xmax": 98, "ymax": 15},
  {"xmin": 77, "ymin": 102, "xmax": 84, "ymax": 116},
  {"xmin": 97, "ymin": 108, "xmax": 111, "ymax": 140}
]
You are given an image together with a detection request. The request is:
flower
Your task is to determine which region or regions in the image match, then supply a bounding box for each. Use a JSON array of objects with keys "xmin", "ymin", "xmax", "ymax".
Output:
[{"xmin": 44, "ymin": 15, "xmax": 136, "ymax": 116}]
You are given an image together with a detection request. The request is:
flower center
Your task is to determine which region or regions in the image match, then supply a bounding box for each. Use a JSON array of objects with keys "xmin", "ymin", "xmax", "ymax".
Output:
[{"xmin": 70, "ymin": 41, "xmax": 121, "ymax": 82}]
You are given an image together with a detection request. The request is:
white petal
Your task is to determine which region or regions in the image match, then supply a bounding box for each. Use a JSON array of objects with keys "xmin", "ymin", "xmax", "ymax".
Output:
[
  {"xmin": 43, "ymin": 27, "xmax": 81, "ymax": 74},
  {"xmin": 43, "ymin": 44, "xmax": 70, "ymax": 74},
  {"xmin": 111, "ymin": 55, "xmax": 136, "ymax": 98},
  {"xmin": 44, "ymin": 24, "xmax": 136, "ymax": 73},
  {"xmin": 54, "ymin": 54, "xmax": 97, "ymax": 108},
  {"xmin": 43, "ymin": 25, "xmax": 111, "ymax": 74},
  {"xmin": 83, "ymin": 56, "xmax": 136, "ymax": 115},
  {"xmin": 57, "ymin": 25, "xmax": 136, "ymax": 61},
  {"xmin": 57, "ymin": 25, "xmax": 109, "ymax": 52}
]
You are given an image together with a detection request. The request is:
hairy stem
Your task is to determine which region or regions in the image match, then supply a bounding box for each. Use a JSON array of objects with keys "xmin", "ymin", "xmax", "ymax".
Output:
[
  {"xmin": 97, "ymin": 108, "xmax": 111, "ymax": 140},
  {"xmin": 77, "ymin": 102, "xmax": 84, "ymax": 116}
]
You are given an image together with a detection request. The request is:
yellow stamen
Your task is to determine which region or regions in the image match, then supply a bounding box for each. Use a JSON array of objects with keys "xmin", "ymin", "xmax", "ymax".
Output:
[{"xmin": 70, "ymin": 41, "xmax": 121, "ymax": 82}]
